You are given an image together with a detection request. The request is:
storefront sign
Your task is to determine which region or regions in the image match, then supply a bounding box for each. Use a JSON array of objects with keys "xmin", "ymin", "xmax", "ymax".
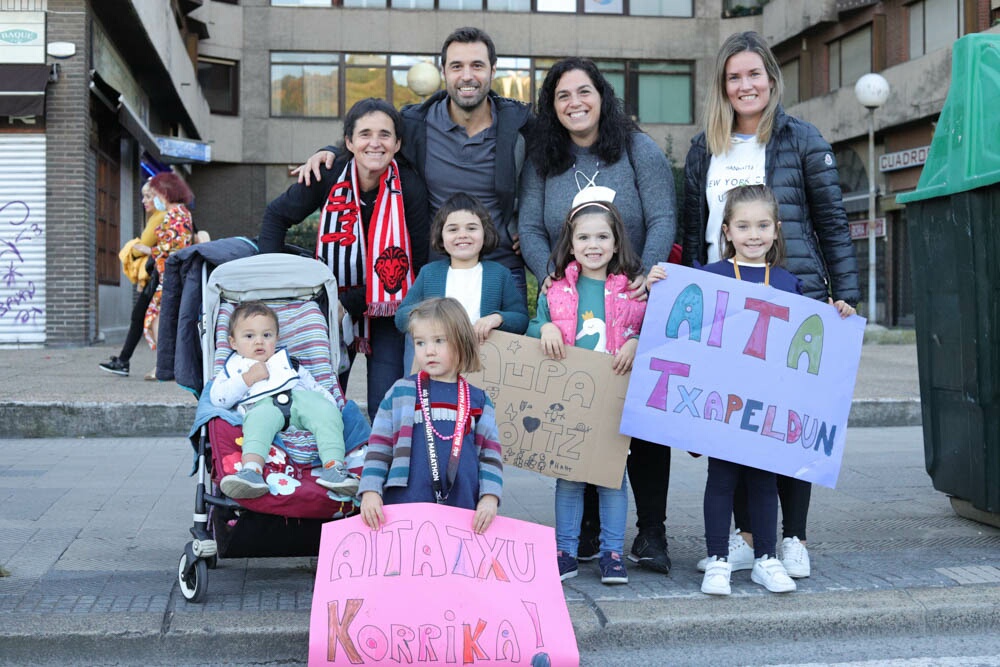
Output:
[
  {"xmin": 849, "ymin": 218, "xmax": 886, "ymax": 240},
  {"xmin": 156, "ymin": 136, "xmax": 212, "ymax": 163},
  {"xmin": 0, "ymin": 12, "xmax": 45, "ymax": 64},
  {"xmin": 879, "ymin": 146, "xmax": 929, "ymax": 172}
]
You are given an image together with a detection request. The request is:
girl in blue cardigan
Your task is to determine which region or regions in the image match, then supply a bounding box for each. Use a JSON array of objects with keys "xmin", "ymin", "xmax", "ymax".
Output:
[{"xmin": 395, "ymin": 193, "xmax": 528, "ymax": 345}]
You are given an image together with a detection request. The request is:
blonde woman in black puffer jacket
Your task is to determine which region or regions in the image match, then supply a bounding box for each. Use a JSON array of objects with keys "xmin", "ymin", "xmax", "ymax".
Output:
[{"xmin": 682, "ymin": 30, "xmax": 860, "ymax": 582}]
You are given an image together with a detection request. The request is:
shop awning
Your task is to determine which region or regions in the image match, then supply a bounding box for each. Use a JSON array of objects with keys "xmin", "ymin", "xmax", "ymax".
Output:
[
  {"xmin": 89, "ymin": 70, "xmax": 164, "ymax": 163},
  {"xmin": 0, "ymin": 64, "xmax": 49, "ymax": 117}
]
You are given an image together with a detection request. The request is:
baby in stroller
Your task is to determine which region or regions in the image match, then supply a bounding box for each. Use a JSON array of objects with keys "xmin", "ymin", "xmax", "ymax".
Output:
[{"xmin": 210, "ymin": 300, "xmax": 359, "ymax": 499}]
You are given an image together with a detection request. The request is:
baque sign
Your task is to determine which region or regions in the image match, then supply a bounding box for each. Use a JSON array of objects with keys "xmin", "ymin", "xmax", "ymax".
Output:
[{"xmin": 0, "ymin": 29, "xmax": 37, "ymax": 44}]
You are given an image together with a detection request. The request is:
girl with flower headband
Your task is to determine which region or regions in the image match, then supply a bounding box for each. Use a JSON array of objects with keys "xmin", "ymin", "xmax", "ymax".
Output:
[
  {"xmin": 359, "ymin": 297, "xmax": 502, "ymax": 534},
  {"xmin": 526, "ymin": 199, "xmax": 665, "ymax": 585}
]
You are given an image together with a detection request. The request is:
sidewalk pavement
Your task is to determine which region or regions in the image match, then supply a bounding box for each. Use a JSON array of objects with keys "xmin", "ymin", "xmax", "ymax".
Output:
[
  {"xmin": 5, "ymin": 339, "xmax": 995, "ymax": 665},
  {"xmin": 1, "ymin": 428, "xmax": 998, "ymax": 666},
  {"xmin": 0, "ymin": 339, "xmax": 922, "ymax": 439}
]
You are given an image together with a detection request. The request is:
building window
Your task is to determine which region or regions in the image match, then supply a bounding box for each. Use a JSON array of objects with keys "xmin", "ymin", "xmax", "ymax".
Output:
[
  {"xmin": 535, "ymin": 59, "xmax": 693, "ymax": 124},
  {"xmin": 780, "ymin": 58, "xmax": 799, "ymax": 106},
  {"xmin": 908, "ymin": 0, "xmax": 964, "ymax": 59},
  {"xmin": 487, "ymin": 0, "xmax": 531, "ymax": 10},
  {"xmin": 828, "ymin": 26, "xmax": 871, "ymax": 91},
  {"xmin": 272, "ymin": 52, "xmax": 691, "ymax": 124},
  {"xmin": 197, "ymin": 57, "xmax": 239, "ymax": 115},
  {"xmin": 630, "ymin": 0, "xmax": 692, "ymax": 17},
  {"xmin": 270, "ymin": 52, "xmax": 339, "ymax": 117},
  {"xmin": 269, "ymin": 0, "xmax": 691, "ymax": 16},
  {"xmin": 493, "ymin": 57, "xmax": 533, "ymax": 103}
]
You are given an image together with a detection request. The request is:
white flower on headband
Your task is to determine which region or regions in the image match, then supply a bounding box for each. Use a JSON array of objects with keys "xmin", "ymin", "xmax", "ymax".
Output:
[{"xmin": 572, "ymin": 185, "xmax": 617, "ymax": 209}]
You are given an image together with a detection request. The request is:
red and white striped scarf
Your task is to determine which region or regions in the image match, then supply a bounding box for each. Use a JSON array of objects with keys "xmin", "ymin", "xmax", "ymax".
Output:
[{"xmin": 317, "ymin": 159, "xmax": 414, "ymax": 353}]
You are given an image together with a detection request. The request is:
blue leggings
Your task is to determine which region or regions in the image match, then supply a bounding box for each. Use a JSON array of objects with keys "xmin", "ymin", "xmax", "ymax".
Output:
[{"xmin": 704, "ymin": 458, "xmax": 777, "ymax": 559}]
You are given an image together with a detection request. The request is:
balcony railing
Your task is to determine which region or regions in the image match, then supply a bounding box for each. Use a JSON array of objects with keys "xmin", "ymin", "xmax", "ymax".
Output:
[{"xmin": 0, "ymin": 0, "xmax": 47, "ymax": 10}]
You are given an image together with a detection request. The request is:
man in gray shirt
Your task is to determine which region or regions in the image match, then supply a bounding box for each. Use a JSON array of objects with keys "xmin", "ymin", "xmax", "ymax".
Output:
[{"xmin": 298, "ymin": 27, "xmax": 533, "ymax": 299}]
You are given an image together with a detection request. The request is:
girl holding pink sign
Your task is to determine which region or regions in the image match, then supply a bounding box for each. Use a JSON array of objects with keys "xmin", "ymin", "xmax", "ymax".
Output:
[{"xmin": 359, "ymin": 297, "xmax": 503, "ymax": 535}]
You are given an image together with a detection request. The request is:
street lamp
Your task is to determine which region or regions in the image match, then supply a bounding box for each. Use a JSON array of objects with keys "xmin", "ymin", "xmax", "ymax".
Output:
[
  {"xmin": 406, "ymin": 61, "xmax": 440, "ymax": 101},
  {"xmin": 854, "ymin": 73, "xmax": 890, "ymax": 324}
]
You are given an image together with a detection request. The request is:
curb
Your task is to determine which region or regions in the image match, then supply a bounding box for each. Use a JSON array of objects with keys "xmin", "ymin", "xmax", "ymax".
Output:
[
  {"xmin": 0, "ymin": 402, "xmax": 196, "ymax": 439},
  {"xmin": 1, "ymin": 586, "xmax": 997, "ymax": 665},
  {"xmin": 1, "ymin": 398, "xmax": 921, "ymax": 439}
]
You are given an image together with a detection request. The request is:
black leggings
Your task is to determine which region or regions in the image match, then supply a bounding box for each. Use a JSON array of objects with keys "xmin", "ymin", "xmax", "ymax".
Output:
[
  {"xmin": 734, "ymin": 474, "xmax": 811, "ymax": 541},
  {"xmin": 705, "ymin": 458, "xmax": 777, "ymax": 558},
  {"xmin": 116, "ymin": 270, "xmax": 158, "ymax": 364},
  {"xmin": 581, "ymin": 437, "xmax": 671, "ymax": 537}
]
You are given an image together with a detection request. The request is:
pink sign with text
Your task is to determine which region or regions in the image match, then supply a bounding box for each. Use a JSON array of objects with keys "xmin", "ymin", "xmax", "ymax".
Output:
[{"xmin": 308, "ymin": 503, "xmax": 580, "ymax": 666}]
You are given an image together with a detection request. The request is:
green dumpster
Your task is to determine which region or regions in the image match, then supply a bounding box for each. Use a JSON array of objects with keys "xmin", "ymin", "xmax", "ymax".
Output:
[{"xmin": 897, "ymin": 33, "xmax": 1000, "ymax": 521}]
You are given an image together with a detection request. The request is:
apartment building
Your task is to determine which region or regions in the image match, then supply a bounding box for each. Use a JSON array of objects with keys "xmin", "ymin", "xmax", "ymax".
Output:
[
  {"xmin": 0, "ymin": 0, "xmax": 211, "ymax": 345},
  {"xmin": 0, "ymin": 0, "xmax": 997, "ymax": 344},
  {"xmin": 765, "ymin": 0, "xmax": 999, "ymax": 325}
]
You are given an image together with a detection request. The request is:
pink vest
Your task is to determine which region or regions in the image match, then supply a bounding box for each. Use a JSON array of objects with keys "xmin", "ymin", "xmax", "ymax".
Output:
[{"xmin": 545, "ymin": 261, "xmax": 647, "ymax": 355}]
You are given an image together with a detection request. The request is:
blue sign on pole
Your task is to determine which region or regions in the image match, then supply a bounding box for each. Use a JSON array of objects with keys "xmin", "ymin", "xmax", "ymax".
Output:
[{"xmin": 155, "ymin": 136, "xmax": 211, "ymax": 163}]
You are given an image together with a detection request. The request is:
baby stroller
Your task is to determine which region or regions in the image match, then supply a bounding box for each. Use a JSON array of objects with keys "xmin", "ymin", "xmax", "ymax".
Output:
[{"xmin": 177, "ymin": 253, "xmax": 370, "ymax": 603}]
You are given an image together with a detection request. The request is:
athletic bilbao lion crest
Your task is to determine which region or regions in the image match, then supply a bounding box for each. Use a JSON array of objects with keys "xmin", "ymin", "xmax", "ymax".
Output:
[{"xmin": 374, "ymin": 246, "xmax": 410, "ymax": 294}]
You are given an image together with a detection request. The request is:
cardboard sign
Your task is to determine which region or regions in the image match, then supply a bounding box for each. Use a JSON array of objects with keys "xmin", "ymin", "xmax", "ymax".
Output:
[
  {"xmin": 308, "ymin": 503, "xmax": 579, "ymax": 666},
  {"xmin": 467, "ymin": 331, "xmax": 631, "ymax": 489},
  {"xmin": 621, "ymin": 265, "xmax": 865, "ymax": 488}
]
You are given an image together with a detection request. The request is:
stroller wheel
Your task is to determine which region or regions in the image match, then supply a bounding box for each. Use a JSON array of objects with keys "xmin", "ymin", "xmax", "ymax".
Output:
[
  {"xmin": 205, "ymin": 554, "xmax": 218, "ymax": 570},
  {"xmin": 178, "ymin": 547, "xmax": 208, "ymax": 603}
]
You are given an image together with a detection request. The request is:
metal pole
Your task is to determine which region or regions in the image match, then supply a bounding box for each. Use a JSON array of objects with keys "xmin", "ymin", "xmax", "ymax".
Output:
[{"xmin": 867, "ymin": 107, "xmax": 877, "ymax": 323}]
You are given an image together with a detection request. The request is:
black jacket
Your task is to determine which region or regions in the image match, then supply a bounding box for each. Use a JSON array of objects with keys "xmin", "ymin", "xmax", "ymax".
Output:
[
  {"xmin": 156, "ymin": 236, "xmax": 259, "ymax": 393},
  {"xmin": 399, "ymin": 90, "xmax": 533, "ymax": 270},
  {"xmin": 682, "ymin": 109, "xmax": 860, "ymax": 304},
  {"xmin": 258, "ymin": 155, "xmax": 430, "ymax": 322}
]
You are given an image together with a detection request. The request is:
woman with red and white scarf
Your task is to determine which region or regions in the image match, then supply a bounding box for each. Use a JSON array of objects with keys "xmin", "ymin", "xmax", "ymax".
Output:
[{"xmin": 260, "ymin": 98, "xmax": 430, "ymax": 421}]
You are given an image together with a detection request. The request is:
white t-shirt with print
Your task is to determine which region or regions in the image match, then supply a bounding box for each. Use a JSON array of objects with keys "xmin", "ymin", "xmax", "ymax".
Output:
[{"xmin": 705, "ymin": 134, "xmax": 766, "ymax": 263}]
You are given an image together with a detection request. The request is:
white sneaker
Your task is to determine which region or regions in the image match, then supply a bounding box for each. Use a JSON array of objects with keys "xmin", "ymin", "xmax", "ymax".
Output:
[
  {"xmin": 697, "ymin": 530, "xmax": 754, "ymax": 572},
  {"xmin": 700, "ymin": 557, "xmax": 732, "ymax": 596},
  {"xmin": 780, "ymin": 536, "xmax": 811, "ymax": 578},
  {"xmin": 751, "ymin": 556, "xmax": 796, "ymax": 593}
]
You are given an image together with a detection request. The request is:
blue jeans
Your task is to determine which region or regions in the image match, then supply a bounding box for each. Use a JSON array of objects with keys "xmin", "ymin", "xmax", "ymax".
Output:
[
  {"xmin": 508, "ymin": 266, "xmax": 527, "ymax": 305},
  {"xmin": 555, "ymin": 471, "xmax": 628, "ymax": 556},
  {"xmin": 365, "ymin": 316, "xmax": 406, "ymax": 422}
]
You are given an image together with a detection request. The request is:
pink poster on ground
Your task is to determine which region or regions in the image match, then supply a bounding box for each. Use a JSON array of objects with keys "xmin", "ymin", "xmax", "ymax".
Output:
[{"xmin": 308, "ymin": 503, "xmax": 580, "ymax": 666}]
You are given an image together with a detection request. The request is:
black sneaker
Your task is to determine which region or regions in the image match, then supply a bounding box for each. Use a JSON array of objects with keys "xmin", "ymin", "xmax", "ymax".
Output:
[
  {"xmin": 98, "ymin": 356, "xmax": 129, "ymax": 377},
  {"xmin": 628, "ymin": 531, "xmax": 672, "ymax": 574},
  {"xmin": 577, "ymin": 531, "xmax": 601, "ymax": 562}
]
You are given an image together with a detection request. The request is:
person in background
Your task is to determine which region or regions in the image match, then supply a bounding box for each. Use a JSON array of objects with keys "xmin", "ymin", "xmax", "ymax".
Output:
[
  {"xmin": 99, "ymin": 180, "xmax": 166, "ymax": 378},
  {"xmin": 140, "ymin": 172, "xmax": 195, "ymax": 381}
]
